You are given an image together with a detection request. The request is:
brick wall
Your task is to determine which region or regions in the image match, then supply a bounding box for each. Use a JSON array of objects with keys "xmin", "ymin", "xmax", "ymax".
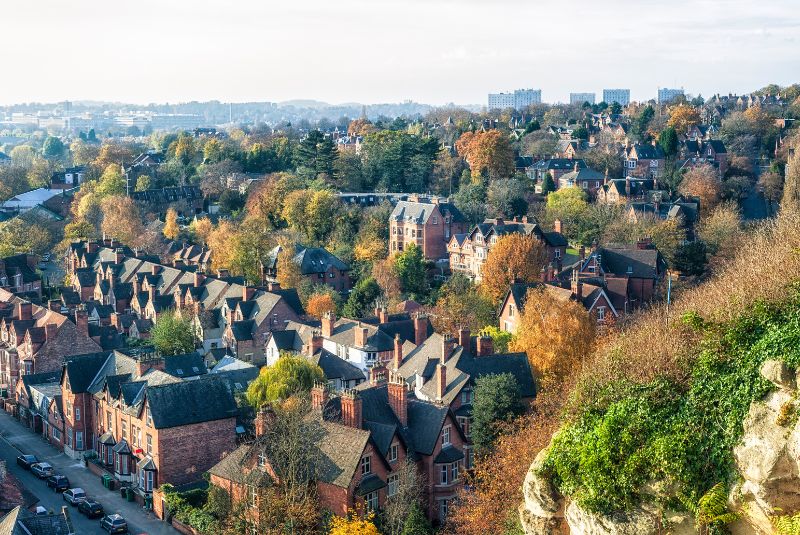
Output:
[{"xmin": 158, "ymin": 418, "xmax": 237, "ymax": 486}]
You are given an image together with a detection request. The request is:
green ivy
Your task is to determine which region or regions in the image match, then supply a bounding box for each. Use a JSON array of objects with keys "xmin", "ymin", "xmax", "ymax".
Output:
[{"xmin": 542, "ymin": 293, "xmax": 800, "ymax": 515}]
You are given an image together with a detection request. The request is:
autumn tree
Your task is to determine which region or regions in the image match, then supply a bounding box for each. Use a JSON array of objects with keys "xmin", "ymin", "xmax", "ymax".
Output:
[
  {"xmin": 429, "ymin": 273, "xmax": 496, "ymax": 334},
  {"xmin": 0, "ymin": 218, "xmax": 53, "ymax": 257},
  {"xmin": 680, "ymin": 163, "xmax": 722, "ymax": 215},
  {"xmin": 480, "ymin": 234, "xmax": 548, "ymax": 303},
  {"xmin": 372, "ymin": 258, "xmax": 402, "ymax": 303},
  {"xmin": 100, "ymin": 195, "xmax": 145, "ymax": 247},
  {"xmin": 329, "ymin": 512, "xmax": 381, "ymax": 535},
  {"xmin": 246, "ymin": 355, "xmax": 324, "ymax": 407},
  {"xmin": 455, "ymin": 130, "xmax": 516, "ymax": 181},
  {"xmin": 508, "ymin": 287, "xmax": 595, "ymax": 380},
  {"xmin": 381, "ymin": 461, "xmax": 429, "ymax": 535},
  {"xmin": 758, "ymin": 170, "xmax": 783, "ymax": 206},
  {"xmin": 192, "ymin": 217, "xmax": 214, "ymax": 246},
  {"xmin": 306, "ymin": 293, "xmax": 338, "ymax": 319},
  {"xmin": 163, "ymin": 207, "xmax": 181, "ymax": 240},
  {"xmin": 276, "ymin": 243, "xmax": 304, "ymax": 291},
  {"xmin": 782, "ymin": 148, "xmax": 800, "ymax": 209},
  {"xmin": 667, "ymin": 104, "xmax": 701, "ymax": 134}
]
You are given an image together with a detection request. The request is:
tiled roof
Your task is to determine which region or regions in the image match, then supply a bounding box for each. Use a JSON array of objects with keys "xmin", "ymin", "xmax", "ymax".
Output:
[{"xmin": 145, "ymin": 374, "xmax": 238, "ymax": 429}]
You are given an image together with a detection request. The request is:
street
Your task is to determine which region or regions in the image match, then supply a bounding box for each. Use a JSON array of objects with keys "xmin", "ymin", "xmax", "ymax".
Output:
[{"xmin": 0, "ymin": 411, "xmax": 176, "ymax": 535}]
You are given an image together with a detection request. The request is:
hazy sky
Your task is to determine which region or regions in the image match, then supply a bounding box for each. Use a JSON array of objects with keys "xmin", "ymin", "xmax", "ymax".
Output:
[{"xmin": 3, "ymin": 0, "xmax": 799, "ymax": 106}]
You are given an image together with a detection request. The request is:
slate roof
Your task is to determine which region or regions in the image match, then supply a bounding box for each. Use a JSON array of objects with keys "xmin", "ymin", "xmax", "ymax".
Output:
[
  {"xmin": 0, "ymin": 255, "xmax": 40, "ymax": 285},
  {"xmin": 326, "ymin": 319, "xmax": 396, "ymax": 352},
  {"xmin": 270, "ymin": 329, "xmax": 299, "ymax": 351},
  {"xmin": 316, "ymin": 420, "xmax": 371, "ymax": 488},
  {"xmin": 592, "ymin": 247, "xmax": 665, "ymax": 279},
  {"xmin": 628, "ymin": 143, "xmax": 665, "ymax": 160},
  {"xmin": 311, "ymin": 349, "xmax": 365, "ymax": 382},
  {"xmin": 294, "ymin": 246, "xmax": 350, "ymax": 275},
  {"xmin": 145, "ymin": 374, "xmax": 238, "ymax": 429},
  {"xmin": 532, "ymin": 158, "xmax": 587, "ymax": 171},
  {"xmin": 163, "ymin": 352, "xmax": 207, "ymax": 379},
  {"xmin": 62, "ymin": 352, "xmax": 113, "ymax": 393},
  {"xmin": 208, "ymin": 444, "xmax": 250, "ymax": 484},
  {"xmin": 1, "ymin": 505, "xmax": 76, "ymax": 535}
]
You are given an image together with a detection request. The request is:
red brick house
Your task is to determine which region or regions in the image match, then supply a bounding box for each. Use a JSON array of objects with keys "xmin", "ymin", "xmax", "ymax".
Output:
[
  {"xmin": 0, "ymin": 254, "xmax": 42, "ymax": 300},
  {"xmin": 60, "ymin": 347, "xmax": 238, "ymax": 489},
  {"xmin": 624, "ymin": 143, "xmax": 666, "ymax": 179},
  {"xmin": 498, "ymin": 281, "xmax": 619, "ymax": 333},
  {"xmin": 209, "ymin": 374, "xmax": 470, "ymax": 526},
  {"xmin": 262, "ymin": 245, "xmax": 352, "ymax": 293},
  {"xmin": 0, "ymin": 292, "xmax": 101, "ymax": 394},
  {"xmin": 389, "ymin": 197, "xmax": 467, "ymax": 260}
]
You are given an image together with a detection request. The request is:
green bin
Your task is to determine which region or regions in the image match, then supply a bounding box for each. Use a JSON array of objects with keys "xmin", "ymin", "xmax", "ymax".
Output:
[
  {"xmin": 101, "ymin": 474, "xmax": 110, "ymax": 488},
  {"xmin": 126, "ymin": 488, "xmax": 135, "ymax": 502}
]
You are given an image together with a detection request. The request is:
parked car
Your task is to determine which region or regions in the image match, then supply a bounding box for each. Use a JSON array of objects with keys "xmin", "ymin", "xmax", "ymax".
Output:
[
  {"xmin": 78, "ymin": 499, "xmax": 104, "ymax": 519},
  {"xmin": 100, "ymin": 513, "xmax": 128, "ymax": 534},
  {"xmin": 31, "ymin": 462, "xmax": 54, "ymax": 478},
  {"xmin": 16, "ymin": 454, "xmax": 39, "ymax": 469},
  {"xmin": 46, "ymin": 475, "xmax": 70, "ymax": 492},
  {"xmin": 63, "ymin": 488, "xmax": 87, "ymax": 505}
]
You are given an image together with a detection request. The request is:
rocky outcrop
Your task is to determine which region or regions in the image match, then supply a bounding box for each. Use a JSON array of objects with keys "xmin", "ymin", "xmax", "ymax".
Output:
[
  {"xmin": 731, "ymin": 360, "xmax": 800, "ymax": 532},
  {"xmin": 520, "ymin": 359, "xmax": 800, "ymax": 535}
]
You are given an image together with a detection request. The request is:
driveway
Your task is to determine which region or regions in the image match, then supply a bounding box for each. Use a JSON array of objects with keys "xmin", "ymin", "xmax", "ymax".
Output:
[{"xmin": 0, "ymin": 411, "xmax": 176, "ymax": 534}]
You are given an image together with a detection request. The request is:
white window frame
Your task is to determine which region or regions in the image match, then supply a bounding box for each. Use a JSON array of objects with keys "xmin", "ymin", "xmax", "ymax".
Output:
[
  {"xmin": 387, "ymin": 474, "xmax": 399, "ymax": 497},
  {"xmin": 361, "ymin": 455, "xmax": 371, "ymax": 475},
  {"xmin": 388, "ymin": 443, "xmax": 398, "ymax": 463}
]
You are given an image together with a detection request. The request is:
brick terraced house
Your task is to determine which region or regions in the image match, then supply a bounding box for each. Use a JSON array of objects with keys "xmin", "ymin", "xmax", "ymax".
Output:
[{"xmin": 389, "ymin": 197, "xmax": 467, "ymax": 260}]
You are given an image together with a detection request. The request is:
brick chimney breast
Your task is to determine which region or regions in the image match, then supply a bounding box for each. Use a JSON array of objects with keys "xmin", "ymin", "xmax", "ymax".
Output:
[
  {"xmin": 340, "ymin": 389, "xmax": 362, "ymax": 429},
  {"xmin": 17, "ymin": 302, "xmax": 32, "ymax": 321},
  {"xmin": 194, "ymin": 272, "xmax": 205, "ymax": 288},
  {"xmin": 457, "ymin": 328, "xmax": 470, "ymax": 349},
  {"xmin": 387, "ymin": 372, "xmax": 408, "ymax": 426},
  {"xmin": 436, "ymin": 363, "xmax": 447, "ymax": 400},
  {"xmin": 355, "ymin": 325, "xmax": 369, "ymax": 348},
  {"xmin": 392, "ymin": 334, "xmax": 403, "ymax": 371},
  {"xmin": 254, "ymin": 405, "xmax": 276, "ymax": 437},
  {"xmin": 311, "ymin": 382, "xmax": 329, "ymax": 411},
  {"xmin": 441, "ymin": 336, "xmax": 455, "ymax": 363},
  {"xmin": 477, "ymin": 335, "xmax": 494, "ymax": 357},
  {"xmin": 242, "ymin": 286, "xmax": 255, "ymax": 302},
  {"xmin": 413, "ymin": 314, "xmax": 427, "ymax": 346}
]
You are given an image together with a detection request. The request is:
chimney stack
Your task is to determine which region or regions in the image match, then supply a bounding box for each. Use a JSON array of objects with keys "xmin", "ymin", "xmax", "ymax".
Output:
[
  {"xmin": 392, "ymin": 334, "xmax": 403, "ymax": 370},
  {"xmin": 413, "ymin": 314, "xmax": 427, "ymax": 346},
  {"xmin": 45, "ymin": 323, "xmax": 57, "ymax": 342},
  {"xmin": 306, "ymin": 332, "xmax": 323, "ymax": 357},
  {"xmin": 457, "ymin": 328, "xmax": 470, "ymax": 349},
  {"xmin": 435, "ymin": 363, "xmax": 447, "ymax": 400},
  {"xmin": 114, "ymin": 248, "xmax": 124, "ymax": 265},
  {"xmin": 194, "ymin": 271, "xmax": 205, "ymax": 288},
  {"xmin": 267, "ymin": 281, "xmax": 280, "ymax": 292},
  {"xmin": 477, "ymin": 335, "xmax": 494, "ymax": 356},
  {"xmin": 441, "ymin": 336, "xmax": 455, "ymax": 363},
  {"xmin": 376, "ymin": 307, "xmax": 389, "ymax": 324},
  {"xmin": 242, "ymin": 286, "xmax": 256, "ymax": 302},
  {"xmin": 216, "ymin": 268, "xmax": 230, "ymax": 279},
  {"xmin": 110, "ymin": 312, "xmax": 120, "ymax": 332},
  {"xmin": 17, "ymin": 301, "xmax": 32, "ymax": 321},
  {"xmin": 254, "ymin": 405, "xmax": 276, "ymax": 437},
  {"xmin": 321, "ymin": 311, "xmax": 335, "ymax": 338},
  {"xmin": 387, "ymin": 372, "xmax": 408, "ymax": 426},
  {"xmin": 369, "ymin": 365, "xmax": 387, "ymax": 385},
  {"xmin": 553, "ymin": 219, "xmax": 563, "ymax": 234},
  {"xmin": 47, "ymin": 300, "xmax": 61, "ymax": 312},
  {"xmin": 311, "ymin": 382, "xmax": 329, "ymax": 412},
  {"xmin": 579, "ymin": 245, "xmax": 586, "ymax": 263},
  {"xmin": 151, "ymin": 265, "xmax": 161, "ymax": 276},
  {"xmin": 75, "ymin": 308, "xmax": 89, "ymax": 337},
  {"xmin": 355, "ymin": 325, "xmax": 369, "ymax": 348},
  {"xmin": 340, "ymin": 389, "xmax": 362, "ymax": 429},
  {"xmin": 148, "ymin": 285, "xmax": 156, "ymax": 305}
]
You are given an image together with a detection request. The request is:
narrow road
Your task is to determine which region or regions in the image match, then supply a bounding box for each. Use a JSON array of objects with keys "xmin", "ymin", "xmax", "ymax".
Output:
[{"xmin": 0, "ymin": 411, "xmax": 175, "ymax": 534}]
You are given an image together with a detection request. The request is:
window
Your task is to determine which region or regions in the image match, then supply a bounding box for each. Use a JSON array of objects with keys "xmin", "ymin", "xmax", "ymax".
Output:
[
  {"xmin": 441, "ymin": 426, "xmax": 451, "ymax": 447},
  {"xmin": 146, "ymin": 434, "xmax": 152, "ymax": 454},
  {"xmin": 75, "ymin": 407, "xmax": 80, "ymax": 421},
  {"xmin": 66, "ymin": 427, "xmax": 73, "ymax": 448},
  {"xmin": 365, "ymin": 491, "xmax": 379, "ymax": 511},
  {"xmin": 250, "ymin": 486, "xmax": 258, "ymax": 509},
  {"xmin": 388, "ymin": 443, "xmax": 398, "ymax": 463},
  {"xmin": 66, "ymin": 401, "xmax": 72, "ymax": 417},
  {"xmin": 451, "ymin": 461, "xmax": 459, "ymax": 483},
  {"xmin": 137, "ymin": 427, "xmax": 142, "ymax": 446},
  {"xmin": 597, "ymin": 307, "xmax": 606, "ymax": 321},
  {"xmin": 440, "ymin": 464, "xmax": 449, "ymax": 485},
  {"xmin": 52, "ymin": 427, "xmax": 61, "ymax": 441},
  {"xmin": 387, "ymin": 474, "xmax": 399, "ymax": 497},
  {"xmin": 107, "ymin": 411, "xmax": 113, "ymax": 432},
  {"xmin": 508, "ymin": 304, "xmax": 515, "ymax": 318},
  {"xmin": 360, "ymin": 455, "xmax": 371, "ymax": 475},
  {"xmin": 146, "ymin": 407, "xmax": 152, "ymax": 427},
  {"xmin": 258, "ymin": 452, "xmax": 267, "ymax": 468},
  {"xmin": 457, "ymin": 416, "xmax": 471, "ymax": 438},
  {"xmin": 439, "ymin": 499, "xmax": 449, "ymax": 521},
  {"xmin": 554, "ymin": 249, "xmax": 561, "ymax": 259},
  {"xmin": 76, "ymin": 431, "xmax": 83, "ymax": 450},
  {"xmin": 122, "ymin": 424, "xmax": 127, "ymax": 440}
]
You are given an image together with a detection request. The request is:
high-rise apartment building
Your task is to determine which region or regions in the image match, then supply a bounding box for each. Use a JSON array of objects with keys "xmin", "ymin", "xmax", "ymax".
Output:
[
  {"xmin": 602, "ymin": 89, "xmax": 631, "ymax": 106},
  {"xmin": 569, "ymin": 93, "xmax": 596, "ymax": 105},
  {"xmin": 658, "ymin": 87, "xmax": 685, "ymax": 104},
  {"xmin": 488, "ymin": 89, "xmax": 542, "ymax": 110}
]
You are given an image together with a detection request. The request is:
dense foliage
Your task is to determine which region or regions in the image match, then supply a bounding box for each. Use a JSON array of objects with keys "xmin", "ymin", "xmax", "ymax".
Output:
[{"xmin": 541, "ymin": 294, "xmax": 800, "ymax": 514}]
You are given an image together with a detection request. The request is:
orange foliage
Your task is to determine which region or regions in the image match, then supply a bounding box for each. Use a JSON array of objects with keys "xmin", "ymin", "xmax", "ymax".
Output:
[
  {"xmin": 479, "ymin": 234, "xmax": 548, "ymax": 303},
  {"xmin": 508, "ymin": 287, "xmax": 596, "ymax": 380},
  {"xmin": 455, "ymin": 129, "xmax": 516, "ymax": 180},
  {"xmin": 446, "ymin": 384, "xmax": 568, "ymax": 535},
  {"xmin": 306, "ymin": 293, "xmax": 336, "ymax": 319},
  {"xmin": 680, "ymin": 163, "xmax": 722, "ymax": 215},
  {"xmin": 667, "ymin": 104, "xmax": 701, "ymax": 133}
]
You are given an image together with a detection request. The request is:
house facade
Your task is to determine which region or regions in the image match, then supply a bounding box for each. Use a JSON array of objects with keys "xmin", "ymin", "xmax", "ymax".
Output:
[{"xmin": 389, "ymin": 197, "xmax": 467, "ymax": 260}]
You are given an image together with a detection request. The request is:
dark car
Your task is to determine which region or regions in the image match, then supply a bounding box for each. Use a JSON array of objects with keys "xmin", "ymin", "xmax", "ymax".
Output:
[
  {"xmin": 46, "ymin": 475, "xmax": 70, "ymax": 492},
  {"xmin": 100, "ymin": 514, "xmax": 128, "ymax": 534},
  {"xmin": 78, "ymin": 499, "xmax": 104, "ymax": 519},
  {"xmin": 16, "ymin": 454, "xmax": 39, "ymax": 469}
]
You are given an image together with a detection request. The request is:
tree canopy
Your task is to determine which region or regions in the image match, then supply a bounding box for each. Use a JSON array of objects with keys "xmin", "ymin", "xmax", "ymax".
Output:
[{"xmin": 246, "ymin": 354, "xmax": 324, "ymax": 407}]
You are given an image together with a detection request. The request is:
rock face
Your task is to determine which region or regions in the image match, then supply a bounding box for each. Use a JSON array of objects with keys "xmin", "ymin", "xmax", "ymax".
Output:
[
  {"xmin": 520, "ymin": 360, "xmax": 800, "ymax": 535},
  {"xmin": 732, "ymin": 359, "xmax": 800, "ymax": 529}
]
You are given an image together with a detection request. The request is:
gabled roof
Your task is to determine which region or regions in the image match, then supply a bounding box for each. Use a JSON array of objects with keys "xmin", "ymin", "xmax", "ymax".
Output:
[
  {"xmin": 311, "ymin": 349, "xmax": 365, "ymax": 382},
  {"xmin": 62, "ymin": 352, "xmax": 113, "ymax": 394},
  {"xmin": 294, "ymin": 246, "xmax": 350, "ymax": 275},
  {"xmin": 532, "ymin": 158, "xmax": 587, "ymax": 171},
  {"xmin": 163, "ymin": 352, "xmax": 207, "ymax": 379}
]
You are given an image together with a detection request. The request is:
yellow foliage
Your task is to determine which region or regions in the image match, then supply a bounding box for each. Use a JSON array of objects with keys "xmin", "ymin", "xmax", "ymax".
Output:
[
  {"xmin": 354, "ymin": 235, "xmax": 386, "ymax": 262},
  {"xmin": 163, "ymin": 208, "xmax": 181, "ymax": 240},
  {"xmin": 480, "ymin": 234, "xmax": 548, "ymax": 303},
  {"xmin": 667, "ymin": 104, "xmax": 701, "ymax": 133},
  {"xmin": 328, "ymin": 511, "xmax": 380, "ymax": 535}
]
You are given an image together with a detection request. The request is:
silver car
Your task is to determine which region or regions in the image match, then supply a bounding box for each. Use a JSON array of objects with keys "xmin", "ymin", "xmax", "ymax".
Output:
[
  {"xmin": 63, "ymin": 488, "xmax": 87, "ymax": 505},
  {"xmin": 31, "ymin": 462, "xmax": 54, "ymax": 478}
]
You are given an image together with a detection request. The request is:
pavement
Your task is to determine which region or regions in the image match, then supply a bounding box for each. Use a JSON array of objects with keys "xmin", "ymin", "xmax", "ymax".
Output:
[{"xmin": 0, "ymin": 410, "xmax": 176, "ymax": 535}]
